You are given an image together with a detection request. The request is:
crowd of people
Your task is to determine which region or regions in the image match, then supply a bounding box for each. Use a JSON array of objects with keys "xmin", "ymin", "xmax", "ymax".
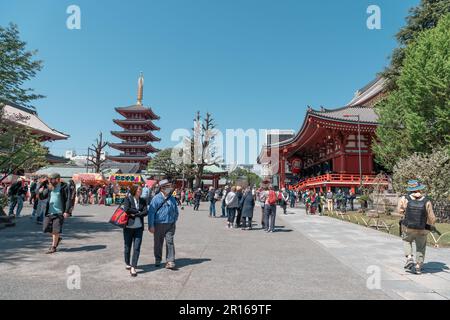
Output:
[{"xmin": 1, "ymin": 173, "xmax": 438, "ymax": 276}]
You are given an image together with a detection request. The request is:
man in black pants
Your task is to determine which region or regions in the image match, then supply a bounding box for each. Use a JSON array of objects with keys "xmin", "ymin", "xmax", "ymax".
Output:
[{"xmin": 193, "ymin": 188, "xmax": 202, "ymax": 211}]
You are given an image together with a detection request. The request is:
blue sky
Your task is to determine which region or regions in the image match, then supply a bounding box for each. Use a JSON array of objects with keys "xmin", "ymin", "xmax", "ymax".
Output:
[{"xmin": 1, "ymin": 0, "xmax": 418, "ymax": 159}]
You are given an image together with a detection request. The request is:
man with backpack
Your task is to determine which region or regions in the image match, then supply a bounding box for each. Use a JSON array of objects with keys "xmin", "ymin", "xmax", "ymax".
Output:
[
  {"xmin": 397, "ymin": 180, "xmax": 436, "ymax": 275},
  {"xmin": 264, "ymin": 186, "xmax": 277, "ymax": 233}
]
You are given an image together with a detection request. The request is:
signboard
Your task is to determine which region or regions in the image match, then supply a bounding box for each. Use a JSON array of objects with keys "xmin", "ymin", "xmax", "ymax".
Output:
[{"xmin": 110, "ymin": 174, "xmax": 142, "ymax": 184}]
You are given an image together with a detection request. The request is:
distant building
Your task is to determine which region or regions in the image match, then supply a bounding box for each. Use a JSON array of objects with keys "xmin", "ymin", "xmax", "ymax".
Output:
[{"xmin": 65, "ymin": 149, "xmax": 106, "ymax": 166}]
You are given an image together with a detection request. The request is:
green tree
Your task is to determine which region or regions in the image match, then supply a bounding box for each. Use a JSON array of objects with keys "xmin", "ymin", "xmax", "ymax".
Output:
[
  {"xmin": 228, "ymin": 167, "xmax": 261, "ymax": 187},
  {"xmin": 148, "ymin": 148, "xmax": 195, "ymax": 180},
  {"xmin": 0, "ymin": 23, "xmax": 44, "ymax": 106},
  {"xmin": 374, "ymin": 14, "xmax": 450, "ymax": 170},
  {"xmin": 393, "ymin": 148, "xmax": 450, "ymax": 221},
  {"xmin": 381, "ymin": 0, "xmax": 450, "ymax": 91},
  {"xmin": 0, "ymin": 23, "xmax": 47, "ymax": 178}
]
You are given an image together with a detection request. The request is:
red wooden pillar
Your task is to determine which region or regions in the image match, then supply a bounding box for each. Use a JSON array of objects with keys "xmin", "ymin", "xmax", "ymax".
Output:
[{"xmin": 279, "ymin": 148, "xmax": 288, "ymax": 189}]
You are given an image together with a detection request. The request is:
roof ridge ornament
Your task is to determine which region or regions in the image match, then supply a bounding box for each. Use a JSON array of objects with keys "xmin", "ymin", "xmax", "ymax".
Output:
[{"xmin": 137, "ymin": 72, "xmax": 144, "ymax": 106}]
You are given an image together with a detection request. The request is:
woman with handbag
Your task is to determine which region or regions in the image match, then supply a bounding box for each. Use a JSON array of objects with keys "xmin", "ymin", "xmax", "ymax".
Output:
[{"xmin": 123, "ymin": 185, "xmax": 148, "ymax": 277}]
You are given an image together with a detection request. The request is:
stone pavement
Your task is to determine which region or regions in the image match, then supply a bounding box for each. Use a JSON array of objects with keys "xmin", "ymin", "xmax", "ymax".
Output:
[
  {"xmin": 0, "ymin": 202, "xmax": 389, "ymax": 300},
  {"xmin": 278, "ymin": 206, "xmax": 450, "ymax": 300}
]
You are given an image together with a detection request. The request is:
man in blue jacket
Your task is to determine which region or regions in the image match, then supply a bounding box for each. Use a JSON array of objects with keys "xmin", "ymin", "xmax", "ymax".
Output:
[{"xmin": 148, "ymin": 179, "xmax": 179, "ymax": 269}]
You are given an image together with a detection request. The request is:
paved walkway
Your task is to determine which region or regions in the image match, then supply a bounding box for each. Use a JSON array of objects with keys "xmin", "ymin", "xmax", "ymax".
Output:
[
  {"xmin": 0, "ymin": 202, "xmax": 387, "ymax": 300},
  {"xmin": 279, "ymin": 206, "xmax": 450, "ymax": 300}
]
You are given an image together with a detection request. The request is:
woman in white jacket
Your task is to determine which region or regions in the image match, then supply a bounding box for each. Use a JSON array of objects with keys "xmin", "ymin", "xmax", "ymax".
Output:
[{"xmin": 225, "ymin": 186, "xmax": 239, "ymax": 229}]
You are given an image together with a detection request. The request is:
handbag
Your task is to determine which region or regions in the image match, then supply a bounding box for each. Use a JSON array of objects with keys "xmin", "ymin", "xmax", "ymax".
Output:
[{"xmin": 109, "ymin": 204, "xmax": 128, "ymax": 228}]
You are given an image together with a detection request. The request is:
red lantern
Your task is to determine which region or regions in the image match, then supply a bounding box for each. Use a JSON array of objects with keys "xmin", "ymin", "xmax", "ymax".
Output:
[{"xmin": 290, "ymin": 158, "xmax": 302, "ymax": 174}]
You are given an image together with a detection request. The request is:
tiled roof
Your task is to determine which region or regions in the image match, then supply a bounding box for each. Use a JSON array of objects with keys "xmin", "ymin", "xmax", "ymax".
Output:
[
  {"xmin": 310, "ymin": 106, "xmax": 379, "ymax": 124},
  {"xmin": 347, "ymin": 77, "xmax": 385, "ymax": 107},
  {"xmin": 2, "ymin": 103, "xmax": 69, "ymax": 140}
]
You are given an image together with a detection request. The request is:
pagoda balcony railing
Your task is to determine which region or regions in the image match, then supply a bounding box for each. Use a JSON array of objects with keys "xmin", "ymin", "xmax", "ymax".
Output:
[
  {"xmin": 292, "ymin": 173, "xmax": 388, "ymax": 190},
  {"xmin": 113, "ymin": 153, "xmax": 150, "ymax": 157},
  {"xmin": 112, "ymin": 142, "xmax": 151, "ymax": 146}
]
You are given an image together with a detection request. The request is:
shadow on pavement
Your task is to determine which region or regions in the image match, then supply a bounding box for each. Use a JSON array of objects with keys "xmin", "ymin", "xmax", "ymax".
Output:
[
  {"xmin": 58, "ymin": 245, "xmax": 107, "ymax": 253},
  {"xmin": 422, "ymin": 261, "xmax": 450, "ymax": 274},
  {"xmin": 0, "ymin": 214, "xmax": 118, "ymax": 264},
  {"xmin": 139, "ymin": 258, "xmax": 211, "ymax": 273}
]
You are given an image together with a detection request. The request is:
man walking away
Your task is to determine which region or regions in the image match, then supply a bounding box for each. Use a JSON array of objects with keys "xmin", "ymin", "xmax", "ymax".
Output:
[
  {"xmin": 43, "ymin": 173, "xmax": 71, "ymax": 254},
  {"xmin": 289, "ymin": 189, "xmax": 296, "ymax": 208},
  {"xmin": 207, "ymin": 187, "xmax": 217, "ymax": 217},
  {"xmin": 193, "ymin": 188, "xmax": 202, "ymax": 211},
  {"xmin": 264, "ymin": 186, "xmax": 277, "ymax": 232},
  {"xmin": 397, "ymin": 180, "xmax": 436, "ymax": 275},
  {"xmin": 148, "ymin": 179, "xmax": 179, "ymax": 269}
]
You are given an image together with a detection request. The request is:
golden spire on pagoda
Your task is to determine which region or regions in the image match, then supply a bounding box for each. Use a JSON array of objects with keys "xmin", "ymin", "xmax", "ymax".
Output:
[{"xmin": 137, "ymin": 72, "xmax": 144, "ymax": 106}]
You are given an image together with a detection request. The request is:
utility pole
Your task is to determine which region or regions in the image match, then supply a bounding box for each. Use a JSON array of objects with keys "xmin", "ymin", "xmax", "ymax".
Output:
[{"xmin": 343, "ymin": 114, "xmax": 362, "ymax": 191}]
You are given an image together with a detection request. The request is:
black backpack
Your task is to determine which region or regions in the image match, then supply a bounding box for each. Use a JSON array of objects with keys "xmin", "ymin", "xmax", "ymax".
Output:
[{"xmin": 403, "ymin": 196, "xmax": 428, "ymax": 230}]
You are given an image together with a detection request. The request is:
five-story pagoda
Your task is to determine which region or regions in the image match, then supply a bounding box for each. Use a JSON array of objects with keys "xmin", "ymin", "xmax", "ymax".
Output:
[{"xmin": 107, "ymin": 73, "xmax": 160, "ymax": 170}]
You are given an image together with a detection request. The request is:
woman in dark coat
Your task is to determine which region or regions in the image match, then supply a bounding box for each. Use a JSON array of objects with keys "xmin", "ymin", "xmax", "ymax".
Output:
[
  {"xmin": 239, "ymin": 187, "xmax": 255, "ymax": 230},
  {"xmin": 122, "ymin": 185, "xmax": 148, "ymax": 277}
]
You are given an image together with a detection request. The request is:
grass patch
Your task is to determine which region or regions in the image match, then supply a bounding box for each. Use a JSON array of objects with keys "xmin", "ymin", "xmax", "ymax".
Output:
[{"xmin": 323, "ymin": 210, "xmax": 450, "ymax": 248}]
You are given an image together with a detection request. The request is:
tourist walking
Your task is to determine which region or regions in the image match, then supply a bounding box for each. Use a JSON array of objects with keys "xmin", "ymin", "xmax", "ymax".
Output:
[
  {"xmin": 148, "ymin": 179, "xmax": 179, "ymax": 269},
  {"xmin": 141, "ymin": 184, "xmax": 151, "ymax": 206},
  {"xmin": 289, "ymin": 189, "xmax": 296, "ymax": 208},
  {"xmin": 235, "ymin": 186, "xmax": 243, "ymax": 227},
  {"xmin": 239, "ymin": 186, "xmax": 255, "ymax": 230},
  {"xmin": 397, "ymin": 180, "xmax": 436, "ymax": 275},
  {"xmin": 36, "ymin": 175, "xmax": 49, "ymax": 224},
  {"xmin": 326, "ymin": 190, "xmax": 334, "ymax": 212},
  {"xmin": 193, "ymin": 188, "xmax": 202, "ymax": 211},
  {"xmin": 280, "ymin": 188, "xmax": 289, "ymax": 215},
  {"xmin": 221, "ymin": 186, "xmax": 229, "ymax": 217},
  {"xmin": 42, "ymin": 173, "xmax": 71, "ymax": 254},
  {"xmin": 225, "ymin": 186, "xmax": 239, "ymax": 229},
  {"xmin": 258, "ymin": 186, "xmax": 267, "ymax": 229},
  {"xmin": 123, "ymin": 185, "xmax": 148, "ymax": 277},
  {"xmin": 29, "ymin": 178, "xmax": 38, "ymax": 205},
  {"xmin": 348, "ymin": 190, "xmax": 355, "ymax": 211},
  {"xmin": 264, "ymin": 186, "xmax": 277, "ymax": 232},
  {"xmin": 207, "ymin": 186, "xmax": 217, "ymax": 217},
  {"xmin": 8, "ymin": 177, "xmax": 25, "ymax": 217}
]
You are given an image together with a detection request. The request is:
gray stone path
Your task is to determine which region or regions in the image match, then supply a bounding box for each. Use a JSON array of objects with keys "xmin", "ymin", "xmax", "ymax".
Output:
[
  {"xmin": 0, "ymin": 202, "xmax": 389, "ymax": 300},
  {"xmin": 278, "ymin": 206, "xmax": 450, "ymax": 300}
]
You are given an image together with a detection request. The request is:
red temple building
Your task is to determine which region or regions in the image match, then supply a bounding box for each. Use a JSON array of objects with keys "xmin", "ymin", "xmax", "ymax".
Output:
[
  {"xmin": 257, "ymin": 77, "xmax": 388, "ymax": 193},
  {"xmin": 107, "ymin": 74, "xmax": 160, "ymax": 170}
]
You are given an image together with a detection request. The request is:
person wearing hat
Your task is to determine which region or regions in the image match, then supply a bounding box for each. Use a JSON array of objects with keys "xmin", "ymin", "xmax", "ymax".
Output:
[
  {"xmin": 148, "ymin": 179, "xmax": 179, "ymax": 269},
  {"xmin": 42, "ymin": 173, "xmax": 71, "ymax": 254},
  {"xmin": 397, "ymin": 180, "xmax": 436, "ymax": 274}
]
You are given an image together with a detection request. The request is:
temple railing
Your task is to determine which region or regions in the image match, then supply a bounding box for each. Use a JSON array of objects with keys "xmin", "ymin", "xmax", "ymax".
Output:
[{"xmin": 292, "ymin": 173, "xmax": 388, "ymax": 191}]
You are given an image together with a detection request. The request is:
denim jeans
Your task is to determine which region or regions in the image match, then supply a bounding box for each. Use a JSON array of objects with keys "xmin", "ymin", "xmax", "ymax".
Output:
[
  {"xmin": 36, "ymin": 199, "xmax": 48, "ymax": 222},
  {"xmin": 221, "ymin": 201, "xmax": 227, "ymax": 217},
  {"xmin": 8, "ymin": 195, "xmax": 23, "ymax": 217},
  {"xmin": 123, "ymin": 227, "xmax": 144, "ymax": 268},
  {"xmin": 209, "ymin": 201, "xmax": 216, "ymax": 217}
]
